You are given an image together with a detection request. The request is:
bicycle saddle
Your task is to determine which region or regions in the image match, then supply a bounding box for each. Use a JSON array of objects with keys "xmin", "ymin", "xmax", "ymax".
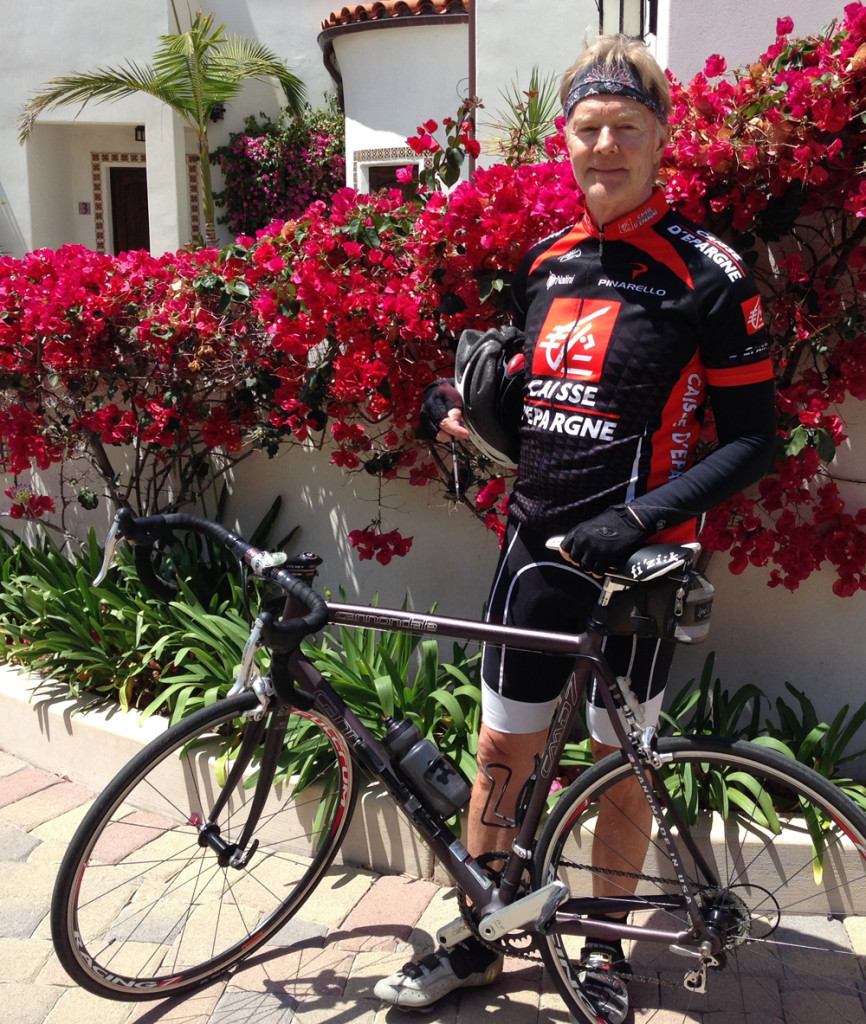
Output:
[{"xmin": 616, "ymin": 543, "xmax": 699, "ymax": 583}]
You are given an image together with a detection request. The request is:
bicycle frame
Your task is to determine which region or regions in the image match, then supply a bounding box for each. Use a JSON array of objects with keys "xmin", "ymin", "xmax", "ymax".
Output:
[
  {"xmin": 76, "ymin": 510, "xmax": 866, "ymax": 1015},
  {"xmin": 242, "ymin": 597, "xmax": 725, "ymax": 954}
]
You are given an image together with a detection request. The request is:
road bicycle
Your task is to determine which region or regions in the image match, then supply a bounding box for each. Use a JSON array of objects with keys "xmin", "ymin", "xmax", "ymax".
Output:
[{"xmin": 50, "ymin": 508, "xmax": 866, "ymax": 1022}]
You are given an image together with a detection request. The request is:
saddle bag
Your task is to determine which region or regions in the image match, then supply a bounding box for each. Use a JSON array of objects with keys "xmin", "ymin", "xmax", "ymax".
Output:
[{"xmin": 605, "ymin": 567, "xmax": 714, "ymax": 644}]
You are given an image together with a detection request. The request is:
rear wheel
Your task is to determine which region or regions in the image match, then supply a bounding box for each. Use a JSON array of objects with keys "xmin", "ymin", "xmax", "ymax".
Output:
[
  {"xmin": 534, "ymin": 736, "xmax": 866, "ymax": 1023},
  {"xmin": 51, "ymin": 691, "xmax": 357, "ymax": 999}
]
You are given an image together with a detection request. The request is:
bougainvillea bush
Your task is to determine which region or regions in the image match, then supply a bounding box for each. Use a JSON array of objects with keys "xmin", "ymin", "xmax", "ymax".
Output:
[
  {"xmin": 212, "ymin": 100, "xmax": 345, "ymax": 236},
  {"xmin": 0, "ymin": 243, "xmax": 291, "ymax": 527},
  {"xmin": 1, "ymin": 7, "xmax": 866, "ymax": 592},
  {"xmin": 662, "ymin": 9, "xmax": 866, "ymax": 594}
]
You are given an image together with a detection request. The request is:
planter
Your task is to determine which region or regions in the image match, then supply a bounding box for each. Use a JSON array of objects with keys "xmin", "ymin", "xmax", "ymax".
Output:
[
  {"xmin": 3, "ymin": 663, "xmax": 863, "ymax": 913},
  {"xmin": 0, "ymin": 662, "xmax": 447, "ymax": 881}
]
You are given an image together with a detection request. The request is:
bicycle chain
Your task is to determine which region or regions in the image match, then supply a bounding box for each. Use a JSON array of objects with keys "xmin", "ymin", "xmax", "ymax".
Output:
[
  {"xmin": 555, "ymin": 858, "xmax": 702, "ymax": 989},
  {"xmin": 457, "ymin": 854, "xmax": 705, "ymax": 991}
]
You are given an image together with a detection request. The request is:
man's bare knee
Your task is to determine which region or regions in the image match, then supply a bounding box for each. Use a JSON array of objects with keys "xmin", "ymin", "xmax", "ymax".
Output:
[{"xmin": 477, "ymin": 723, "xmax": 546, "ymax": 771}]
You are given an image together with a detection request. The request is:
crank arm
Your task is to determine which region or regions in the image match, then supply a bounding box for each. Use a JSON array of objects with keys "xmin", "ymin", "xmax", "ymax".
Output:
[
  {"xmin": 437, "ymin": 915, "xmax": 474, "ymax": 949},
  {"xmin": 478, "ymin": 881, "xmax": 569, "ymax": 942}
]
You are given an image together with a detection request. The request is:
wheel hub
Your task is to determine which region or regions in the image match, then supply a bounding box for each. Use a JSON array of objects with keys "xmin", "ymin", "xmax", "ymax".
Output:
[{"xmin": 699, "ymin": 883, "xmax": 779, "ymax": 949}]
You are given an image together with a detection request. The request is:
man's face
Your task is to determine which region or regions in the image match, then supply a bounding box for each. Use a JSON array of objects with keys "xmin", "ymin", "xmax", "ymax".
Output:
[{"xmin": 565, "ymin": 95, "xmax": 668, "ymax": 226}]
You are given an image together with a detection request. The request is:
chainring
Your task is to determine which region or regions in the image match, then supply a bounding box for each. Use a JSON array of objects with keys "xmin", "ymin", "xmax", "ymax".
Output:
[{"xmin": 456, "ymin": 851, "xmax": 542, "ymax": 959}]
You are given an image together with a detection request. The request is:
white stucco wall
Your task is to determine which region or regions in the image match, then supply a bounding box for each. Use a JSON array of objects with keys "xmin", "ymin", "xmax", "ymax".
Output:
[
  {"xmin": 474, "ymin": 0, "xmax": 597, "ymax": 160},
  {"xmin": 226, "ymin": 444, "xmax": 503, "ymax": 618},
  {"xmin": 0, "ymin": 0, "xmax": 168, "ymax": 255},
  {"xmin": 664, "ymin": 0, "xmax": 845, "ymax": 82},
  {"xmin": 206, "ymin": 0, "xmax": 334, "ymax": 109},
  {"xmin": 22, "ymin": 122, "xmax": 148, "ymax": 253},
  {"xmin": 332, "ymin": 22, "xmax": 469, "ymax": 191},
  {"xmin": 0, "ymin": 0, "xmax": 335, "ymax": 256},
  {"xmin": 224, "ymin": 439, "xmax": 866, "ymax": 732}
]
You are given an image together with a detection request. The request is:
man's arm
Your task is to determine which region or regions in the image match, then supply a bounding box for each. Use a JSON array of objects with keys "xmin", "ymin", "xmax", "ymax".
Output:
[
  {"xmin": 628, "ymin": 378, "xmax": 776, "ymax": 533},
  {"xmin": 559, "ymin": 378, "xmax": 776, "ymax": 572}
]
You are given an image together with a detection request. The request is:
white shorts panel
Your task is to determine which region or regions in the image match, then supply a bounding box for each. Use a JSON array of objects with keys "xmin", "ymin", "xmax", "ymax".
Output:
[{"xmin": 481, "ymin": 684, "xmax": 559, "ymax": 735}]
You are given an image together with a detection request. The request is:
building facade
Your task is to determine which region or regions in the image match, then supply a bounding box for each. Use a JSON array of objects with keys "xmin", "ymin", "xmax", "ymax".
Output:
[{"xmin": 2, "ymin": 0, "xmax": 846, "ymax": 256}]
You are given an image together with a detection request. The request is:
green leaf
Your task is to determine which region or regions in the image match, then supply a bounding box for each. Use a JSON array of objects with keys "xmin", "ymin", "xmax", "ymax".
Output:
[
  {"xmin": 727, "ymin": 771, "xmax": 780, "ymax": 832},
  {"xmin": 751, "ymin": 735, "xmax": 796, "ymax": 758},
  {"xmin": 372, "ymin": 674, "xmax": 396, "ymax": 719},
  {"xmin": 815, "ymin": 427, "xmax": 838, "ymax": 463},
  {"xmin": 785, "ymin": 425, "xmax": 809, "ymax": 456},
  {"xmin": 799, "ymin": 794, "xmax": 826, "ymax": 884}
]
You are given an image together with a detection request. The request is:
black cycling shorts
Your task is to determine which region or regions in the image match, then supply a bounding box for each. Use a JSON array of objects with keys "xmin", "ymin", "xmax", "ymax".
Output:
[{"xmin": 481, "ymin": 519, "xmax": 675, "ymax": 744}]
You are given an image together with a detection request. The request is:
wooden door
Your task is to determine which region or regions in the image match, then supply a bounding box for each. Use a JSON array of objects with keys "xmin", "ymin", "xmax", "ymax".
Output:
[{"xmin": 110, "ymin": 167, "xmax": 150, "ymax": 254}]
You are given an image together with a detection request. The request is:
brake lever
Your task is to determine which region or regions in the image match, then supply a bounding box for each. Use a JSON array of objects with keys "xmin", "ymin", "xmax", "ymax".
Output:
[
  {"xmin": 93, "ymin": 515, "xmax": 124, "ymax": 586},
  {"xmin": 228, "ymin": 616, "xmax": 265, "ymax": 698}
]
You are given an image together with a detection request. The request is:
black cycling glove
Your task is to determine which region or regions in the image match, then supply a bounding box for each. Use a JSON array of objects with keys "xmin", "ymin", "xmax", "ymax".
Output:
[
  {"xmin": 560, "ymin": 505, "xmax": 651, "ymax": 575},
  {"xmin": 418, "ymin": 379, "xmax": 462, "ymax": 440}
]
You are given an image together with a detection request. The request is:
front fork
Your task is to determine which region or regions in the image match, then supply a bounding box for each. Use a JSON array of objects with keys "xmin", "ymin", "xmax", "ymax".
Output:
[{"xmin": 198, "ymin": 640, "xmax": 292, "ymax": 869}]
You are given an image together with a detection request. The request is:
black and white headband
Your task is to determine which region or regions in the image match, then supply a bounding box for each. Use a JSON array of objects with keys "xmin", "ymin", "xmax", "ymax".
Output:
[{"xmin": 563, "ymin": 60, "xmax": 667, "ymax": 123}]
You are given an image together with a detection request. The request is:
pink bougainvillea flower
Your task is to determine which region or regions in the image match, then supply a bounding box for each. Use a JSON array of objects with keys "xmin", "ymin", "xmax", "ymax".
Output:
[{"xmin": 704, "ymin": 54, "xmax": 727, "ymax": 77}]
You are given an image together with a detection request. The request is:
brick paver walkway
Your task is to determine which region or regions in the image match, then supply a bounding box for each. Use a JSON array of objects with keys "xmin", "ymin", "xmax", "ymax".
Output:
[
  {"xmin": 3, "ymin": 748, "xmax": 866, "ymax": 1024},
  {"xmin": 0, "ymin": 749, "xmax": 565, "ymax": 1024}
]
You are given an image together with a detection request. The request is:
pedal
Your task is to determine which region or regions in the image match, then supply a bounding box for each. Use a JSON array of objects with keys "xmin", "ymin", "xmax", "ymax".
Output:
[
  {"xmin": 436, "ymin": 915, "xmax": 473, "ymax": 949},
  {"xmin": 478, "ymin": 881, "xmax": 569, "ymax": 941}
]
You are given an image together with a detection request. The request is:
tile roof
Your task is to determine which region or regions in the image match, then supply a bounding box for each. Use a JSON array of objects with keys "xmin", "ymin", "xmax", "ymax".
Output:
[{"xmin": 321, "ymin": 1, "xmax": 469, "ymax": 31}]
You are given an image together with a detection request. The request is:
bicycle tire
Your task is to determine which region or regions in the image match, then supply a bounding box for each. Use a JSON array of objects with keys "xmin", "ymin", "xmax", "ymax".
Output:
[
  {"xmin": 51, "ymin": 690, "xmax": 358, "ymax": 1000},
  {"xmin": 533, "ymin": 735, "xmax": 866, "ymax": 1024}
]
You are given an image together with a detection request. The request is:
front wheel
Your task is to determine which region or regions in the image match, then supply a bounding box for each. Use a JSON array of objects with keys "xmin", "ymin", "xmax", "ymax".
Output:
[
  {"xmin": 51, "ymin": 691, "xmax": 358, "ymax": 1000},
  {"xmin": 534, "ymin": 735, "xmax": 866, "ymax": 1024}
]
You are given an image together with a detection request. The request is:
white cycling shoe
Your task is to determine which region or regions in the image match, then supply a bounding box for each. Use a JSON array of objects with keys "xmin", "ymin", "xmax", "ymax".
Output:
[{"xmin": 374, "ymin": 944, "xmax": 504, "ymax": 1009}]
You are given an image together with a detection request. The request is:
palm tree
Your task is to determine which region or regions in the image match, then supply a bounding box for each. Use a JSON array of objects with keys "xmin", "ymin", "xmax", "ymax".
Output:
[{"xmin": 17, "ymin": 5, "xmax": 305, "ymax": 246}]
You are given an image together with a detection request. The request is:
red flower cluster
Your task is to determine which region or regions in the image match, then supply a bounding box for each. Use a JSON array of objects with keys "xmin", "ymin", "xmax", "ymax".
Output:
[
  {"xmin": 474, "ymin": 477, "xmax": 510, "ymax": 543},
  {"xmin": 663, "ymin": 6, "xmax": 866, "ymax": 226},
  {"xmin": 656, "ymin": 5, "xmax": 866, "ymax": 592},
  {"xmin": 348, "ymin": 527, "xmax": 413, "ymax": 565},
  {"xmin": 0, "ymin": 242, "xmax": 287, "ymax": 516},
  {"xmin": 4, "ymin": 484, "xmax": 54, "ymax": 520}
]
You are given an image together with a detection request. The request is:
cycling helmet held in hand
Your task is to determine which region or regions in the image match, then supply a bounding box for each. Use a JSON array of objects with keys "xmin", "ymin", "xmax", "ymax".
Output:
[{"xmin": 454, "ymin": 326, "xmax": 525, "ymax": 467}]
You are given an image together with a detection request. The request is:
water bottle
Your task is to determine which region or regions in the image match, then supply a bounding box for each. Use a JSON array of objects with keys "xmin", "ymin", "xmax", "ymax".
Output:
[{"xmin": 383, "ymin": 718, "xmax": 471, "ymax": 816}]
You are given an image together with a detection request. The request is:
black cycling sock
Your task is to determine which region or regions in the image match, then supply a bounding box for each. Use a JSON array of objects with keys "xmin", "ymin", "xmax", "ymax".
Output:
[
  {"xmin": 448, "ymin": 937, "xmax": 501, "ymax": 978},
  {"xmin": 582, "ymin": 914, "xmax": 628, "ymax": 966}
]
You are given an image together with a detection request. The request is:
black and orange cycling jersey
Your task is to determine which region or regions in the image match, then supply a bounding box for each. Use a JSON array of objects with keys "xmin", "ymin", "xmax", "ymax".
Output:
[{"xmin": 508, "ymin": 187, "xmax": 775, "ymax": 540}]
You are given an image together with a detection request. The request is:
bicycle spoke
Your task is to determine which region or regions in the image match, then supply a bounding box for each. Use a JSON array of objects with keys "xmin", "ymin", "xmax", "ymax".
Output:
[
  {"xmin": 52, "ymin": 694, "xmax": 357, "ymax": 998},
  {"xmin": 535, "ymin": 736, "xmax": 866, "ymax": 1023}
]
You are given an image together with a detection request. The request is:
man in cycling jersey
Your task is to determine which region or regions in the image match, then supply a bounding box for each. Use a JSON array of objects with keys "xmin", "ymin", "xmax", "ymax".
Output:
[{"xmin": 375, "ymin": 33, "xmax": 775, "ymax": 1024}]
